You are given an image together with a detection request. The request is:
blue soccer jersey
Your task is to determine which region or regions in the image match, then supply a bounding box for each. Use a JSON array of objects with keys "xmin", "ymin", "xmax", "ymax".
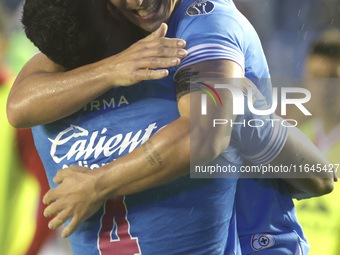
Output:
[
  {"xmin": 33, "ymin": 75, "xmax": 242, "ymax": 254},
  {"xmin": 168, "ymin": 0, "xmax": 309, "ymax": 254},
  {"xmin": 32, "ymin": 81, "xmax": 285, "ymax": 255},
  {"xmin": 32, "ymin": 0, "xmax": 297, "ymax": 254}
]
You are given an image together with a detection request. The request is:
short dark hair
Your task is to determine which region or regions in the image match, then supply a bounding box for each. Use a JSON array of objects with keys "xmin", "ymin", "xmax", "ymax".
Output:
[
  {"xmin": 310, "ymin": 29, "xmax": 340, "ymax": 60},
  {"xmin": 22, "ymin": 0, "xmax": 145, "ymax": 70}
]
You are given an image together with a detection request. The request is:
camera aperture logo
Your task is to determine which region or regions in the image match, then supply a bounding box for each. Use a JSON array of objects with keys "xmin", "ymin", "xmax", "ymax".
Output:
[{"xmin": 197, "ymin": 82, "xmax": 223, "ymax": 115}]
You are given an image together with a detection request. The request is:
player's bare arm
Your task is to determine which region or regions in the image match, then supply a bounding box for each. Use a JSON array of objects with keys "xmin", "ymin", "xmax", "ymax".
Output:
[
  {"xmin": 7, "ymin": 23, "xmax": 187, "ymax": 128},
  {"xmin": 42, "ymin": 59, "xmax": 243, "ymax": 238},
  {"xmin": 270, "ymin": 126, "xmax": 334, "ymax": 199}
]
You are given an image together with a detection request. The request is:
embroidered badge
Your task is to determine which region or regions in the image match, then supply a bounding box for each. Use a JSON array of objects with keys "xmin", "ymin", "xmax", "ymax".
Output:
[
  {"xmin": 186, "ymin": 0, "xmax": 215, "ymax": 16},
  {"xmin": 251, "ymin": 233, "xmax": 276, "ymax": 251}
]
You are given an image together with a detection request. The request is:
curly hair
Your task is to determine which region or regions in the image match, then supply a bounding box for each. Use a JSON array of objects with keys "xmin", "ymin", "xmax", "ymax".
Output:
[{"xmin": 22, "ymin": 0, "xmax": 146, "ymax": 69}]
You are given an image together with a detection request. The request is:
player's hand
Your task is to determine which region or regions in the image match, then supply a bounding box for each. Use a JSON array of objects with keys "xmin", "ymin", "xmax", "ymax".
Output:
[
  {"xmin": 105, "ymin": 23, "xmax": 187, "ymax": 86},
  {"xmin": 43, "ymin": 165, "xmax": 105, "ymax": 238},
  {"xmin": 333, "ymin": 168, "xmax": 338, "ymax": 182}
]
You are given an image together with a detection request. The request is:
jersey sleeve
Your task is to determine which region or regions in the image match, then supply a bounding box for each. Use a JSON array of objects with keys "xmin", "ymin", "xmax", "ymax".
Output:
[
  {"xmin": 237, "ymin": 83, "xmax": 288, "ymax": 165},
  {"xmin": 174, "ymin": 0, "xmax": 247, "ymax": 72},
  {"xmin": 241, "ymin": 115, "xmax": 288, "ymax": 165}
]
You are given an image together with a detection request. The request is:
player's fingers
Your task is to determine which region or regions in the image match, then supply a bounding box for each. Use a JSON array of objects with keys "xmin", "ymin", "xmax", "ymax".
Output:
[
  {"xmin": 44, "ymin": 200, "xmax": 63, "ymax": 218},
  {"xmin": 48, "ymin": 210, "xmax": 71, "ymax": 230},
  {"xmin": 139, "ymin": 47, "xmax": 187, "ymax": 59},
  {"xmin": 333, "ymin": 169, "xmax": 338, "ymax": 182},
  {"xmin": 43, "ymin": 189, "xmax": 58, "ymax": 205},
  {"xmin": 143, "ymin": 37, "xmax": 186, "ymax": 49},
  {"xmin": 53, "ymin": 169, "xmax": 67, "ymax": 184},
  {"xmin": 153, "ymin": 23, "xmax": 168, "ymax": 38},
  {"xmin": 141, "ymin": 23, "xmax": 168, "ymax": 42},
  {"xmin": 136, "ymin": 57, "xmax": 181, "ymax": 69},
  {"xmin": 134, "ymin": 69, "xmax": 169, "ymax": 81},
  {"xmin": 61, "ymin": 215, "xmax": 81, "ymax": 238}
]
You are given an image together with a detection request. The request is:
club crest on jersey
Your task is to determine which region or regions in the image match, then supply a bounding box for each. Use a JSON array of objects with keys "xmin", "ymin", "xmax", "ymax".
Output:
[
  {"xmin": 251, "ymin": 234, "xmax": 275, "ymax": 251},
  {"xmin": 186, "ymin": 0, "xmax": 215, "ymax": 16}
]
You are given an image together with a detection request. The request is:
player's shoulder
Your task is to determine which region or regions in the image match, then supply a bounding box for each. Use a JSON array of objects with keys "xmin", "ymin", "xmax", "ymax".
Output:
[
  {"xmin": 175, "ymin": 0, "xmax": 247, "ymax": 26},
  {"xmin": 176, "ymin": 0, "xmax": 236, "ymax": 15},
  {"xmin": 170, "ymin": 0, "xmax": 253, "ymax": 43},
  {"xmin": 184, "ymin": 0, "xmax": 233, "ymax": 15}
]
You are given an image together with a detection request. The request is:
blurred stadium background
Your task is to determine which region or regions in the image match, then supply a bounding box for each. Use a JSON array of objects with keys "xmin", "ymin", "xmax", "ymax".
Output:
[{"xmin": 1, "ymin": 0, "xmax": 339, "ymax": 254}]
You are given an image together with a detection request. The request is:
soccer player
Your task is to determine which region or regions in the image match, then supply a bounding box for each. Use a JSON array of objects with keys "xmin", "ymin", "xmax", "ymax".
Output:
[{"xmin": 7, "ymin": 0, "xmax": 333, "ymax": 254}]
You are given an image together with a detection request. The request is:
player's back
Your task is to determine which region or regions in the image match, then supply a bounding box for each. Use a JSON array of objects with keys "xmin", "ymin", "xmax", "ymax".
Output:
[{"xmin": 32, "ymin": 74, "xmax": 239, "ymax": 254}]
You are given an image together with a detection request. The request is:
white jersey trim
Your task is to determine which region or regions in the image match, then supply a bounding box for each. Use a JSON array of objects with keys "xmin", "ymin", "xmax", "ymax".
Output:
[
  {"xmin": 244, "ymin": 117, "xmax": 288, "ymax": 165},
  {"xmin": 177, "ymin": 43, "xmax": 245, "ymax": 74}
]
